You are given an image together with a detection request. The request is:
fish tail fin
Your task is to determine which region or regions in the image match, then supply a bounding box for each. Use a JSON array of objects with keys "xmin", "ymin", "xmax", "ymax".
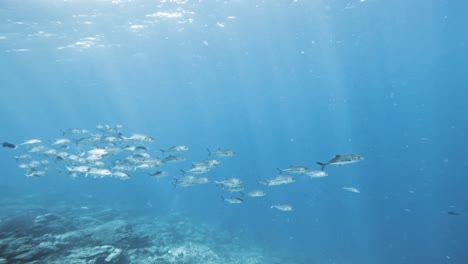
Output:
[
  {"xmin": 276, "ymin": 168, "xmax": 283, "ymax": 174},
  {"xmin": 258, "ymin": 179, "xmax": 268, "ymax": 186},
  {"xmin": 160, "ymin": 149, "xmax": 166, "ymax": 156},
  {"xmin": 72, "ymin": 139, "xmax": 80, "ymax": 146},
  {"xmin": 316, "ymin": 162, "xmax": 327, "ymax": 171},
  {"xmin": 207, "ymin": 148, "xmax": 211, "ymax": 156},
  {"xmin": 180, "ymin": 169, "xmax": 186, "ymax": 175}
]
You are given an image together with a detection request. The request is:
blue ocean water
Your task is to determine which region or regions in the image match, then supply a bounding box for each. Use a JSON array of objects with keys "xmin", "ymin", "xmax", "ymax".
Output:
[{"xmin": 1, "ymin": 0, "xmax": 468, "ymax": 263}]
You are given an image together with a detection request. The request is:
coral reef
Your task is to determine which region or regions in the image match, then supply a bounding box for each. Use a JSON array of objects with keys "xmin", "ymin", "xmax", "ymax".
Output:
[{"xmin": 0, "ymin": 209, "xmax": 268, "ymax": 264}]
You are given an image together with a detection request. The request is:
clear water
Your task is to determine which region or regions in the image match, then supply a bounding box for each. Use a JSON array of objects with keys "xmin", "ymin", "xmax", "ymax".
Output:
[{"xmin": 1, "ymin": 0, "xmax": 467, "ymax": 263}]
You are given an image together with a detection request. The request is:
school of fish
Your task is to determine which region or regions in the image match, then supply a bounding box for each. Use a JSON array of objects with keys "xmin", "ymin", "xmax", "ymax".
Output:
[{"xmin": 5, "ymin": 125, "xmax": 364, "ymax": 212}]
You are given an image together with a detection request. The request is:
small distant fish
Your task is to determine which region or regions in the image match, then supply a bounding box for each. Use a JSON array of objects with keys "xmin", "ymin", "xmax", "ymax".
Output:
[
  {"xmin": 173, "ymin": 176, "xmax": 199, "ymax": 187},
  {"xmin": 68, "ymin": 172, "xmax": 79, "ymax": 178},
  {"xmin": 317, "ymin": 154, "xmax": 364, "ymax": 171},
  {"xmin": 92, "ymin": 161, "xmax": 105, "ymax": 167},
  {"xmin": 66, "ymin": 165, "xmax": 90, "ymax": 174},
  {"xmin": 270, "ymin": 204, "xmax": 293, "ymax": 211},
  {"xmin": 123, "ymin": 134, "xmax": 154, "ymax": 142},
  {"xmin": 447, "ymin": 211, "xmax": 460, "ymax": 216},
  {"xmin": 304, "ymin": 170, "xmax": 328, "ymax": 178},
  {"xmin": 242, "ymin": 190, "xmax": 266, "ymax": 197},
  {"xmin": 138, "ymin": 158, "xmax": 162, "ymax": 167},
  {"xmin": 28, "ymin": 146, "xmax": 47, "ymax": 153},
  {"xmin": 112, "ymin": 171, "xmax": 130, "ymax": 180},
  {"xmin": 2, "ymin": 142, "xmax": 16, "ymax": 148},
  {"xmin": 193, "ymin": 159, "xmax": 220, "ymax": 168},
  {"xmin": 222, "ymin": 196, "xmax": 244, "ymax": 204},
  {"xmin": 149, "ymin": 171, "xmax": 169, "ymax": 177},
  {"xmin": 207, "ymin": 148, "xmax": 236, "ymax": 157},
  {"xmin": 51, "ymin": 139, "xmax": 71, "ymax": 146},
  {"xmin": 260, "ymin": 175, "xmax": 295, "ymax": 186},
  {"xmin": 181, "ymin": 165, "xmax": 211, "ymax": 174},
  {"xmin": 19, "ymin": 139, "xmax": 42, "ymax": 146},
  {"xmin": 215, "ymin": 178, "xmax": 242, "ymax": 188},
  {"xmin": 88, "ymin": 168, "xmax": 112, "ymax": 177},
  {"xmin": 225, "ymin": 185, "xmax": 244, "ymax": 192},
  {"xmin": 113, "ymin": 164, "xmax": 134, "ymax": 171},
  {"xmin": 18, "ymin": 163, "xmax": 31, "ymax": 169},
  {"xmin": 14, "ymin": 154, "xmax": 31, "ymax": 160},
  {"xmin": 161, "ymin": 145, "xmax": 189, "ymax": 154},
  {"xmin": 62, "ymin": 128, "xmax": 89, "ymax": 136},
  {"xmin": 194, "ymin": 177, "xmax": 210, "ymax": 184},
  {"xmin": 25, "ymin": 171, "xmax": 46, "ymax": 177},
  {"xmin": 87, "ymin": 148, "xmax": 108, "ymax": 156},
  {"xmin": 123, "ymin": 145, "xmax": 147, "ymax": 152},
  {"xmin": 43, "ymin": 149, "xmax": 57, "ymax": 156},
  {"xmin": 342, "ymin": 187, "xmax": 360, "ymax": 193},
  {"xmin": 86, "ymin": 154, "xmax": 103, "ymax": 162},
  {"xmin": 163, "ymin": 155, "xmax": 186, "ymax": 163},
  {"xmin": 277, "ymin": 166, "xmax": 307, "ymax": 174}
]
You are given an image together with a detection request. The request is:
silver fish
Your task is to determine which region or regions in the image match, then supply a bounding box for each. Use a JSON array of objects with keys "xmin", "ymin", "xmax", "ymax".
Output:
[
  {"xmin": 43, "ymin": 149, "xmax": 57, "ymax": 156},
  {"xmin": 87, "ymin": 148, "xmax": 108, "ymax": 156},
  {"xmin": 225, "ymin": 185, "xmax": 244, "ymax": 192},
  {"xmin": 173, "ymin": 176, "xmax": 198, "ymax": 187},
  {"xmin": 304, "ymin": 170, "xmax": 328, "ymax": 178},
  {"xmin": 215, "ymin": 178, "xmax": 242, "ymax": 188},
  {"xmin": 62, "ymin": 128, "xmax": 89, "ymax": 136},
  {"xmin": 122, "ymin": 134, "xmax": 154, "ymax": 142},
  {"xmin": 123, "ymin": 145, "xmax": 147, "ymax": 152},
  {"xmin": 260, "ymin": 175, "xmax": 295, "ymax": 186},
  {"xmin": 161, "ymin": 145, "xmax": 189, "ymax": 154},
  {"xmin": 25, "ymin": 171, "xmax": 46, "ymax": 177},
  {"xmin": 66, "ymin": 165, "xmax": 90, "ymax": 173},
  {"xmin": 207, "ymin": 148, "xmax": 236, "ymax": 157},
  {"xmin": 317, "ymin": 154, "xmax": 364, "ymax": 171},
  {"xmin": 194, "ymin": 177, "xmax": 210, "ymax": 184},
  {"xmin": 28, "ymin": 146, "xmax": 47, "ymax": 153},
  {"xmin": 20, "ymin": 139, "xmax": 42, "ymax": 145},
  {"xmin": 277, "ymin": 166, "xmax": 308, "ymax": 174},
  {"xmin": 51, "ymin": 139, "xmax": 71, "ymax": 146},
  {"xmin": 342, "ymin": 187, "xmax": 360, "ymax": 193},
  {"xmin": 112, "ymin": 171, "xmax": 130, "ymax": 180},
  {"xmin": 271, "ymin": 204, "xmax": 293, "ymax": 211},
  {"xmin": 222, "ymin": 197, "xmax": 243, "ymax": 204},
  {"xmin": 14, "ymin": 154, "xmax": 31, "ymax": 161},
  {"xmin": 193, "ymin": 159, "xmax": 221, "ymax": 168},
  {"xmin": 243, "ymin": 190, "xmax": 266, "ymax": 197},
  {"xmin": 163, "ymin": 155, "xmax": 186, "ymax": 163},
  {"xmin": 88, "ymin": 168, "xmax": 112, "ymax": 177},
  {"xmin": 181, "ymin": 165, "xmax": 211, "ymax": 174}
]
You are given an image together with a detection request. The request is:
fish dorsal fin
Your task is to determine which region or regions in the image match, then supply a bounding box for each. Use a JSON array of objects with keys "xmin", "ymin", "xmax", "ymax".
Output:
[{"xmin": 335, "ymin": 155, "xmax": 341, "ymax": 157}]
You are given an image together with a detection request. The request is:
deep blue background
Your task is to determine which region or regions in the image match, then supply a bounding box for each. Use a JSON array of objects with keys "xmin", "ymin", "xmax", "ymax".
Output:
[{"xmin": 1, "ymin": 0, "xmax": 467, "ymax": 263}]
